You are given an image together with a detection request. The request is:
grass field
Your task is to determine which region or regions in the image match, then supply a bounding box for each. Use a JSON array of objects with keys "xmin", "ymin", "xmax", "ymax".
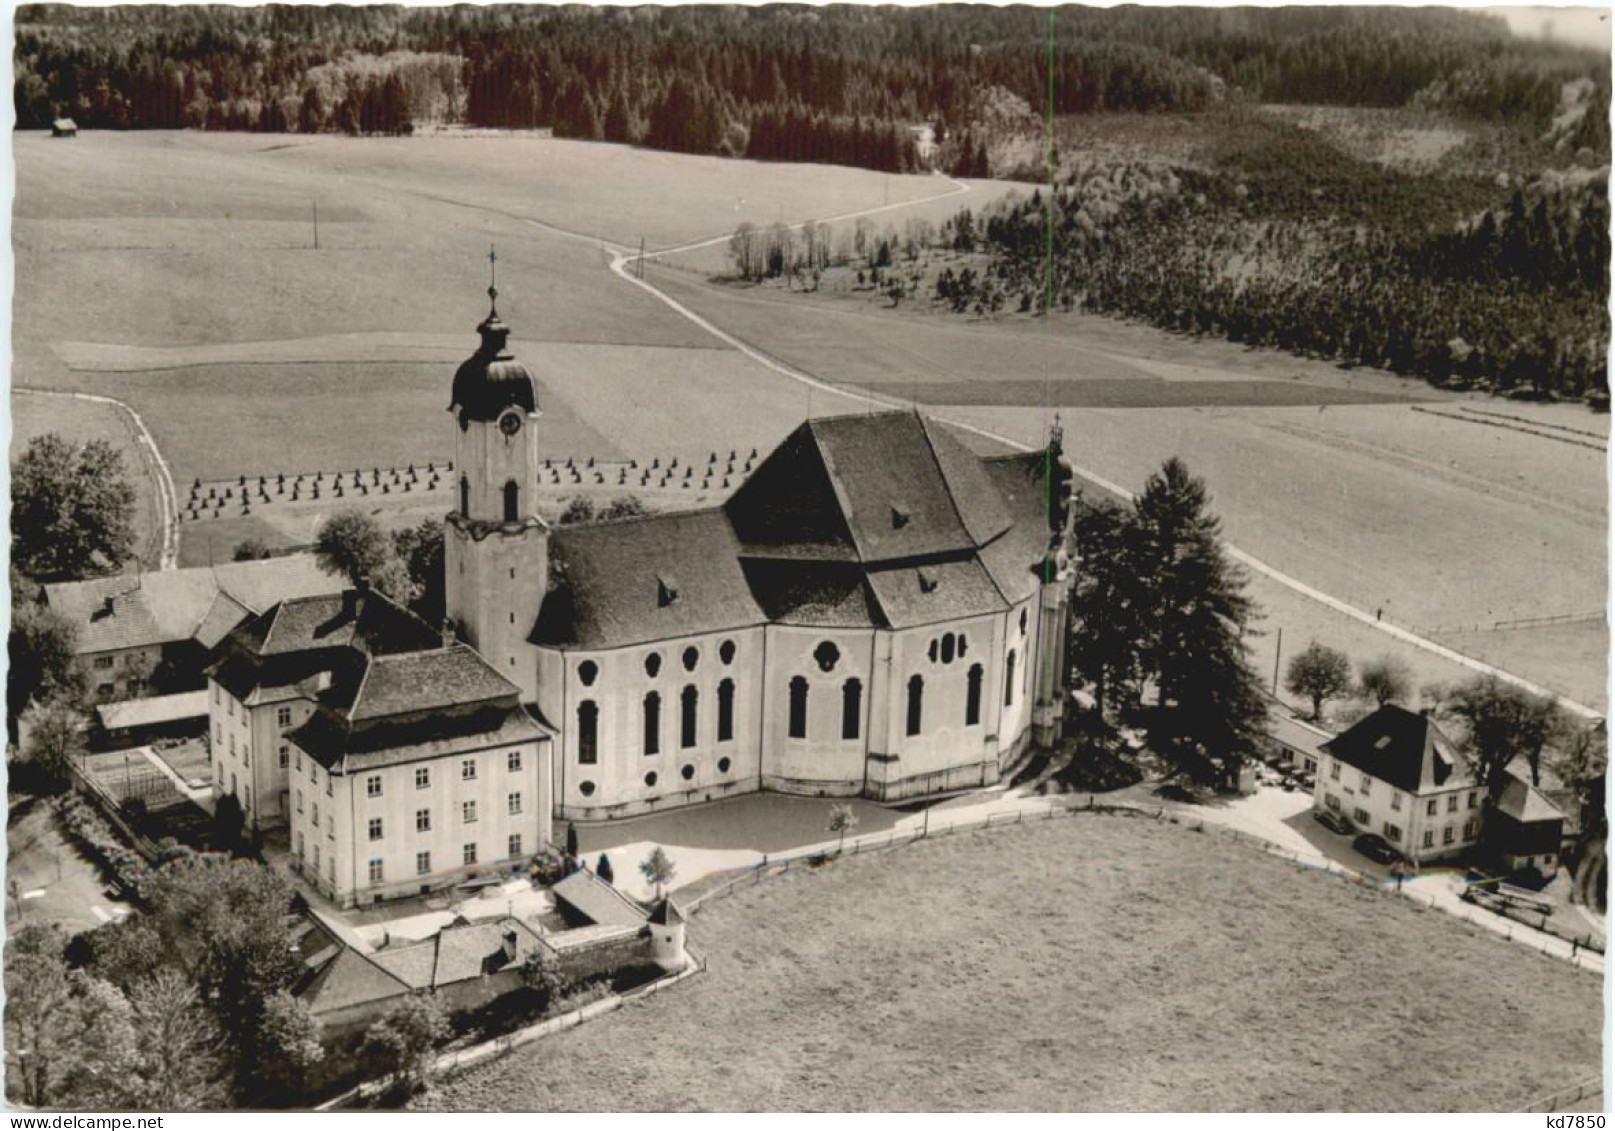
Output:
[{"xmin": 427, "ymin": 813, "xmax": 1602, "ymax": 1112}]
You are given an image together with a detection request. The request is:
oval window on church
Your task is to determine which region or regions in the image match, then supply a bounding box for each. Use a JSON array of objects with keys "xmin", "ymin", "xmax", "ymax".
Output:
[
  {"xmin": 717, "ymin": 757, "xmax": 732, "ymax": 774},
  {"xmin": 578, "ymin": 780, "xmax": 596, "ymax": 798},
  {"xmin": 644, "ymin": 653, "xmax": 662, "ymax": 678},
  {"xmin": 644, "ymin": 771, "xmax": 659, "ymax": 789},
  {"xmin": 578, "ymin": 660, "xmax": 598, "ymax": 687},
  {"xmin": 719, "ymin": 640, "xmax": 737, "ymax": 665},
  {"xmin": 813, "ymin": 641, "xmax": 840, "ymax": 673},
  {"xmin": 681, "ymin": 764, "xmax": 695, "ymax": 781},
  {"xmin": 682, "ymin": 646, "xmax": 699, "ymax": 672}
]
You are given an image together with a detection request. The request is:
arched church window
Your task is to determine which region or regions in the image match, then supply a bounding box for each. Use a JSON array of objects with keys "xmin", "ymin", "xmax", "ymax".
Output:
[
  {"xmin": 958, "ymin": 634, "xmax": 968, "ymax": 657},
  {"xmin": 681, "ymin": 685, "xmax": 699, "ymax": 749},
  {"xmin": 643, "ymin": 692, "xmax": 661, "ymax": 756},
  {"xmin": 941, "ymin": 634, "xmax": 955, "ymax": 664},
  {"xmin": 577, "ymin": 701, "xmax": 599, "ymax": 765},
  {"xmin": 842, "ymin": 678, "xmax": 862, "ymax": 741},
  {"xmin": 928, "ymin": 639, "xmax": 939, "ymax": 663},
  {"xmin": 1020, "ymin": 608, "xmax": 1028, "ymax": 636},
  {"xmin": 906, "ymin": 675, "xmax": 924, "ymax": 737},
  {"xmin": 813, "ymin": 641, "xmax": 840, "ymax": 673},
  {"xmin": 459, "ymin": 476, "xmax": 469, "ymax": 519},
  {"xmin": 1004, "ymin": 650, "xmax": 1017, "ymax": 708},
  {"xmin": 503, "ymin": 480, "xmax": 520, "ymax": 523},
  {"xmin": 578, "ymin": 661, "xmax": 598, "ymax": 687},
  {"xmin": 788, "ymin": 676, "xmax": 809, "ymax": 740},
  {"xmin": 966, "ymin": 664, "xmax": 984, "ymax": 727},
  {"xmin": 717, "ymin": 679, "xmax": 735, "ymax": 743}
]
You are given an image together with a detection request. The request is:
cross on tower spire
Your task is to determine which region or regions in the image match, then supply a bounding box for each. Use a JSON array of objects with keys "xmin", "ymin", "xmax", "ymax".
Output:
[{"xmin": 487, "ymin": 245, "xmax": 499, "ymax": 317}]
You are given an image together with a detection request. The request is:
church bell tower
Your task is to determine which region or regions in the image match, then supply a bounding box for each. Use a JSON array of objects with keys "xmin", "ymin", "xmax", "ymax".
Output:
[{"xmin": 444, "ymin": 248, "xmax": 547, "ymax": 701}]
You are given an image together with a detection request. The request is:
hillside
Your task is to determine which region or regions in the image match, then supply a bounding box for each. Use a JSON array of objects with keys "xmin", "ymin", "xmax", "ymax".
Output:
[{"xmin": 426, "ymin": 813, "xmax": 1603, "ymax": 1111}]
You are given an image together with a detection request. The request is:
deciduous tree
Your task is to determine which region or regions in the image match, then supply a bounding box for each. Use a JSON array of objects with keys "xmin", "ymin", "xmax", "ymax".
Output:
[
  {"xmin": 1285, "ymin": 641, "xmax": 1353, "ymax": 721},
  {"xmin": 1357, "ymin": 655, "xmax": 1413, "ymax": 708},
  {"xmin": 639, "ymin": 846, "xmax": 676, "ymax": 899},
  {"xmin": 11, "ymin": 435, "xmax": 136, "ymax": 582}
]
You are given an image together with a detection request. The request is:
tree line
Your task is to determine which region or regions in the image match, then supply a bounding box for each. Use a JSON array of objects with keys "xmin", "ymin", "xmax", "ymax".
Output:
[
  {"xmin": 16, "ymin": 5, "xmax": 1606, "ymax": 177},
  {"xmin": 919, "ymin": 113, "xmax": 1609, "ymax": 398}
]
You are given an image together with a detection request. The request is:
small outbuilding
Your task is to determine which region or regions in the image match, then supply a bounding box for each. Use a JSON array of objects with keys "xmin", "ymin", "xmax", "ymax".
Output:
[
  {"xmin": 1489, "ymin": 775, "xmax": 1566, "ymax": 877},
  {"xmin": 51, "ymin": 118, "xmax": 77, "ymax": 138}
]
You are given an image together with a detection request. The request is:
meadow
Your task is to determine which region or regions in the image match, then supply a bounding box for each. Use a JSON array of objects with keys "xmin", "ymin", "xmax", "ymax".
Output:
[{"xmin": 427, "ymin": 813, "xmax": 1603, "ymax": 1111}]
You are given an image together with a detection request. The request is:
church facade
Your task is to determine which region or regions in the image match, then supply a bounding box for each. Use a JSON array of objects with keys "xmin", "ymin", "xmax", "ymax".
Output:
[{"xmin": 445, "ymin": 287, "xmax": 1076, "ymax": 822}]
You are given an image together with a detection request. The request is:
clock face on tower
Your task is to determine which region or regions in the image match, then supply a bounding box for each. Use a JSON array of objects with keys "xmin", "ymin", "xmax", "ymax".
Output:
[{"xmin": 498, "ymin": 411, "xmax": 522, "ymax": 437}]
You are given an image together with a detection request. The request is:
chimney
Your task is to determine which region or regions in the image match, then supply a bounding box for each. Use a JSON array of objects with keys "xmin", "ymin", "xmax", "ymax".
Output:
[{"xmin": 501, "ymin": 926, "xmax": 519, "ymax": 965}]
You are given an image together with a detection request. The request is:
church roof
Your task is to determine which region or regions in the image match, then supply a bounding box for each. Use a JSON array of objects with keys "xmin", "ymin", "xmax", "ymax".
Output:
[
  {"xmin": 728, "ymin": 412, "xmax": 1009, "ymax": 564},
  {"xmin": 535, "ymin": 509, "xmax": 766, "ymax": 648},
  {"xmin": 535, "ymin": 412, "xmax": 1060, "ymax": 648}
]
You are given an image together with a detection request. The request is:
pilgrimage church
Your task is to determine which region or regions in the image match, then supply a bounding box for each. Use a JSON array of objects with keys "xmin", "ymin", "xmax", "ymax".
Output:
[{"xmin": 445, "ymin": 275, "xmax": 1079, "ymax": 822}]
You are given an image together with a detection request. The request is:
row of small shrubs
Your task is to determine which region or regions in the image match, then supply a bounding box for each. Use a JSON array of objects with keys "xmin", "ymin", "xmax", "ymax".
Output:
[{"xmin": 55, "ymin": 793, "xmax": 152, "ymax": 896}]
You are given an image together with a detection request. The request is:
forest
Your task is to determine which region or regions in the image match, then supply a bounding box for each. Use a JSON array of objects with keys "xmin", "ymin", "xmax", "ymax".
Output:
[{"xmin": 14, "ymin": 5, "xmax": 1611, "ymax": 173}]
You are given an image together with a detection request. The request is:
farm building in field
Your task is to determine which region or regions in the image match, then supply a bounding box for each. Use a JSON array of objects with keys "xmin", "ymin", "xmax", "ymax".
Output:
[
  {"xmin": 207, "ymin": 580, "xmax": 553, "ymax": 907},
  {"xmin": 442, "ymin": 282, "xmax": 1078, "ymax": 822},
  {"xmin": 41, "ymin": 554, "xmax": 344, "ymax": 703},
  {"xmin": 1313, "ymin": 704, "xmax": 1484, "ymax": 864},
  {"xmin": 51, "ymin": 117, "xmax": 76, "ymax": 137}
]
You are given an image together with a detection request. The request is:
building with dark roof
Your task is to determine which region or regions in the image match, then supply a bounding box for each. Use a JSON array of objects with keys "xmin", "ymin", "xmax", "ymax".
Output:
[
  {"xmin": 443, "ymin": 286, "xmax": 1076, "ymax": 820},
  {"xmin": 1489, "ymin": 775, "xmax": 1566, "ymax": 876},
  {"xmin": 207, "ymin": 580, "xmax": 552, "ymax": 908},
  {"xmin": 40, "ymin": 553, "xmax": 342, "ymax": 703},
  {"xmin": 1314, "ymin": 704, "xmax": 1484, "ymax": 863}
]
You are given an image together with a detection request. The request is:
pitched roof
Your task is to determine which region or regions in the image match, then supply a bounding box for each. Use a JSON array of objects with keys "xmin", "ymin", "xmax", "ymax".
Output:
[
  {"xmin": 1267, "ymin": 709, "xmax": 1335, "ymax": 757},
  {"xmin": 536, "ymin": 509, "xmax": 765, "ymax": 648},
  {"xmin": 367, "ymin": 917, "xmax": 550, "ymax": 990},
  {"xmin": 95, "ymin": 690, "xmax": 209, "ymax": 731},
  {"xmin": 1496, "ymin": 775, "xmax": 1567, "ymax": 825},
  {"xmin": 647, "ymin": 897, "xmax": 685, "ymax": 926},
  {"xmin": 297, "ymin": 944, "xmax": 412, "ymax": 1016},
  {"xmin": 236, "ymin": 588, "xmax": 440, "ymax": 658},
  {"xmin": 551, "ymin": 870, "xmax": 649, "ymax": 928},
  {"xmin": 348, "ymin": 645, "xmax": 519, "ymax": 721},
  {"xmin": 864, "ymin": 556, "xmax": 1008, "ymax": 628},
  {"xmin": 43, "ymin": 554, "xmax": 343, "ymax": 656},
  {"xmin": 537, "ymin": 412, "xmax": 1059, "ymax": 648},
  {"xmin": 1321, "ymin": 705, "xmax": 1474, "ymax": 795}
]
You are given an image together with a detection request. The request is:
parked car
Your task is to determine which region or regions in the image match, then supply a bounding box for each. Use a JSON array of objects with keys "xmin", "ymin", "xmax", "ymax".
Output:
[
  {"xmin": 1280, "ymin": 776, "xmax": 1301, "ymax": 792},
  {"xmin": 1353, "ymin": 833, "xmax": 1403, "ymax": 865},
  {"xmin": 1313, "ymin": 808, "xmax": 1352, "ymax": 835}
]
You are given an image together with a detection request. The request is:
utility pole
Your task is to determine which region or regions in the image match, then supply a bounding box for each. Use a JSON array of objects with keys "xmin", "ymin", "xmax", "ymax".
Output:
[
  {"xmin": 312, "ymin": 200, "xmax": 319, "ymax": 250},
  {"xmin": 637, "ymin": 236, "xmax": 646, "ymax": 280},
  {"xmin": 1272, "ymin": 626, "xmax": 1283, "ymax": 695}
]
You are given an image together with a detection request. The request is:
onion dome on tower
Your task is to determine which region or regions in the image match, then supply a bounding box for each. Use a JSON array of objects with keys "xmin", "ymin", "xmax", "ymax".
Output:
[{"xmin": 449, "ymin": 246, "xmax": 540, "ymax": 426}]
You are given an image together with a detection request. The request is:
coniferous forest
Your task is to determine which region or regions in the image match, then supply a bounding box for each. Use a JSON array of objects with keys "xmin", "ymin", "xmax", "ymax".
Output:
[{"xmin": 15, "ymin": 4, "xmax": 1611, "ymax": 397}]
